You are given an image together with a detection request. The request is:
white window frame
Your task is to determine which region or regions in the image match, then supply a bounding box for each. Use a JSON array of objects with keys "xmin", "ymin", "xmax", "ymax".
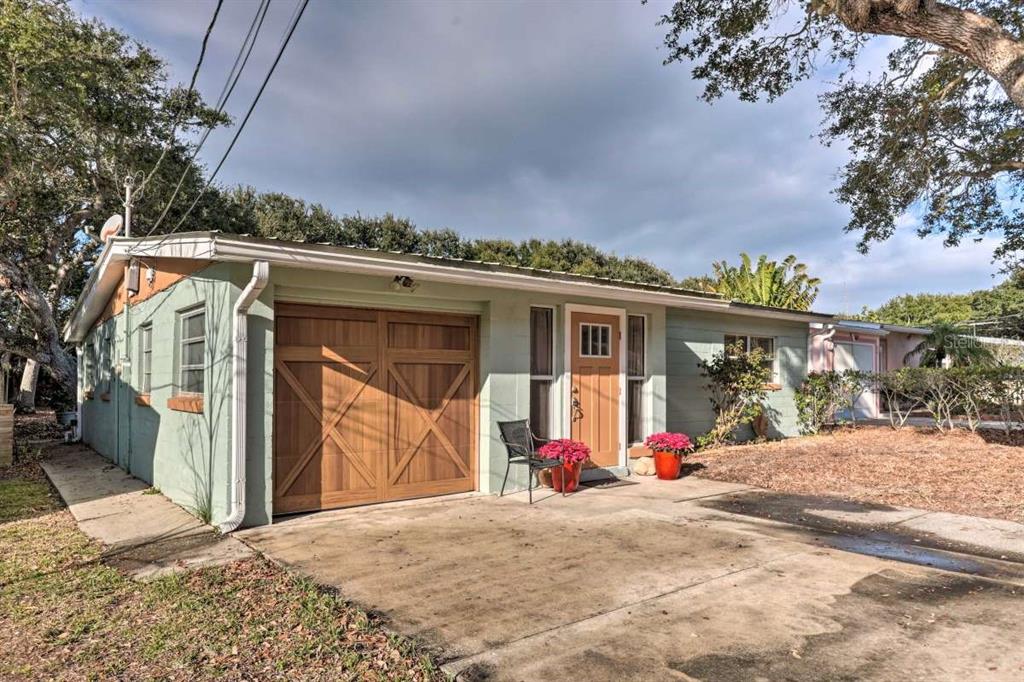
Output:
[
  {"xmin": 529, "ymin": 305, "xmax": 557, "ymax": 438},
  {"xmin": 626, "ymin": 314, "xmax": 647, "ymax": 446},
  {"xmin": 579, "ymin": 322, "xmax": 613, "ymax": 358},
  {"xmin": 139, "ymin": 323, "xmax": 153, "ymax": 394},
  {"xmin": 177, "ymin": 307, "xmax": 206, "ymax": 396},
  {"xmin": 102, "ymin": 334, "xmax": 114, "ymax": 395},
  {"xmin": 724, "ymin": 334, "xmax": 778, "ymax": 381}
]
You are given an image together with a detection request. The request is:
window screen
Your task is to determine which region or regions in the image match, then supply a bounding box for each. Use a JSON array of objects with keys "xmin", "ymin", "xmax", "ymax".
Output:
[
  {"xmin": 529, "ymin": 307, "xmax": 554, "ymax": 438},
  {"xmin": 627, "ymin": 315, "xmax": 645, "ymax": 444},
  {"xmin": 178, "ymin": 308, "xmax": 205, "ymax": 395}
]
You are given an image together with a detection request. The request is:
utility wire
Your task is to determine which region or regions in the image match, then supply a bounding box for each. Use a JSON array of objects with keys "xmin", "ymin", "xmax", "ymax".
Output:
[
  {"xmin": 138, "ymin": 0, "xmax": 272, "ymax": 242},
  {"xmin": 140, "ymin": 0, "xmax": 224, "ymax": 193},
  {"xmin": 215, "ymin": 0, "xmax": 270, "ymax": 110},
  {"xmin": 133, "ymin": 0, "xmax": 310, "ymax": 256}
]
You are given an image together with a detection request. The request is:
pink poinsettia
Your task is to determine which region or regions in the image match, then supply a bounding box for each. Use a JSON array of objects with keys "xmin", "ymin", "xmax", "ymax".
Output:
[
  {"xmin": 538, "ymin": 439, "xmax": 591, "ymax": 465},
  {"xmin": 644, "ymin": 432, "xmax": 693, "ymax": 455}
]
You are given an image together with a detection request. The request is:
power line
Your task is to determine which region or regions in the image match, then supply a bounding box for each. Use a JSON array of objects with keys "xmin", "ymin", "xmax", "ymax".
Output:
[
  {"xmin": 215, "ymin": 0, "xmax": 272, "ymax": 111},
  {"xmin": 140, "ymin": 0, "xmax": 224, "ymax": 193},
  {"xmin": 139, "ymin": 0, "xmax": 272, "ymax": 241},
  {"xmin": 133, "ymin": 0, "xmax": 310, "ymax": 256}
]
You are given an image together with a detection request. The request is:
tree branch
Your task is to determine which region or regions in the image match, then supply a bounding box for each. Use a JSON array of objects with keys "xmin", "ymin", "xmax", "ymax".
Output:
[{"xmin": 828, "ymin": 1, "xmax": 1024, "ymax": 109}]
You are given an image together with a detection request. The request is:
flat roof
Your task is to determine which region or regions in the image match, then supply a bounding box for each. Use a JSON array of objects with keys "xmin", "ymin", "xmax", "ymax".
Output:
[{"xmin": 64, "ymin": 232, "xmax": 837, "ymax": 342}]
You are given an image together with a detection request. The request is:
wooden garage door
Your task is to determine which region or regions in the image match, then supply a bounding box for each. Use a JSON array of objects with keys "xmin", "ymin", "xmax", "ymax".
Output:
[{"xmin": 273, "ymin": 304, "xmax": 477, "ymax": 514}]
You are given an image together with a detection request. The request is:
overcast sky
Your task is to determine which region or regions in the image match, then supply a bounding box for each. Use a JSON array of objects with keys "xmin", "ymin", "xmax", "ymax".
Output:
[{"xmin": 75, "ymin": 0, "xmax": 1003, "ymax": 312}]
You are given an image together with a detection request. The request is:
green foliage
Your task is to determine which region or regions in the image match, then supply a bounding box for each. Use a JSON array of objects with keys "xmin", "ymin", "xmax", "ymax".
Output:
[
  {"xmin": 709, "ymin": 253, "xmax": 820, "ymax": 311},
  {"xmin": 0, "ymin": 0, "xmax": 231, "ymax": 397},
  {"xmin": 863, "ymin": 274, "xmax": 1024, "ymax": 337},
  {"xmin": 223, "ymin": 188, "xmax": 680, "ymax": 286},
  {"xmin": 905, "ymin": 322, "xmax": 997, "ymax": 367},
  {"xmin": 678, "ymin": 274, "xmax": 717, "ymax": 293},
  {"xmin": 696, "ymin": 342, "xmax": 772, "ymax": 448},
  {"xmin": 794, "ymin": 371, "xmax": 864, "ymax": 435},
  {"xmin": 804, "ymin": 365, "xmax": 1024, "ymax": 434},
  {"xmin": 655, "ymin": 1, "xmax": 1024, "ymax": 265},
  {"xmin": 875, "ymin": 368, "xmax": 927, "ymax": 428},
  {"xmin": 862, "ymin": 292, "xmax": 974, "ymax": 328}
]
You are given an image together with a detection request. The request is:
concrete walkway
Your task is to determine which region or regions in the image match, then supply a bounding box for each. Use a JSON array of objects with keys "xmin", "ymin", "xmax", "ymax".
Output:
[
  {"xmin": 242, "ymin": 476, "xmax": 1024, "ymax": 681},
  {"xmin": 41, "ymin": 445, "xmax": 252, "ymax": 580}
]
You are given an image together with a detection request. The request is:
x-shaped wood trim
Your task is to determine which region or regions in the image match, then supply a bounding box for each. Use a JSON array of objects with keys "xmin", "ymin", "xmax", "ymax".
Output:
[
  {"xmin": 387, "ymin": 362, "xmax": 471, "ymax": 484},
  {"xmin": 274, "ymin": 359, "xmax": 377, "ymax": 497}
]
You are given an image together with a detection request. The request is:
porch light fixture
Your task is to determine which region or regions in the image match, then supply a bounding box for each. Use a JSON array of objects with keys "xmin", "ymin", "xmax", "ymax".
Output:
[{"xmin": 390, "ymin": 275, "xmax": 419, "ymax": 292}]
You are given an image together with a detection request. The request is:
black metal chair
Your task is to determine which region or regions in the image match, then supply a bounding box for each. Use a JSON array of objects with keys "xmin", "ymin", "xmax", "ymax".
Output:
[{"xmin": 497, "ymin": 419, "xmax": 565, "ymax": 504}]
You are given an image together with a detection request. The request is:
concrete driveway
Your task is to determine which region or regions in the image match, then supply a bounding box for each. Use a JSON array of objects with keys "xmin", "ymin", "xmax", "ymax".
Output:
[{"xmin": 240, "ymin": 476, "xmax": 1024, "ymax": 681}]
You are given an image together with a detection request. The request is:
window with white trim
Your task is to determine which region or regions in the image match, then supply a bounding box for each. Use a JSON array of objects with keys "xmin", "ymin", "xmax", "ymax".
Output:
[
  {"xmin": 627, "ymin": 315, "xmax": 646, "ymax": 444},
  {"xmin": 177, "ymin": 308, "xmax": 205, "ymax": 395},
  {"xmin": 724, "ymin": 334, "xmax": 777, "ymax": 380},
  {"xmin": 579, "ymin": 323, "xmax": 611, "ymax": 357},
  {"xmin": 529, "ymin": 307, "xmax": 554, "ymax": 439},
  {"xmin": 139, "ymin": 323, "xmax": 153, "ymax": 394},
  {"xmin": 101, "ymin": 334, "xmax": 113, "ymax": 395}
]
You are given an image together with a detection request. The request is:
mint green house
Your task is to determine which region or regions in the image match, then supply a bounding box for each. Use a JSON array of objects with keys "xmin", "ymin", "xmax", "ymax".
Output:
[{"xmin": 64, "ymin": 233, "xmax": 829, "ymax": 529}]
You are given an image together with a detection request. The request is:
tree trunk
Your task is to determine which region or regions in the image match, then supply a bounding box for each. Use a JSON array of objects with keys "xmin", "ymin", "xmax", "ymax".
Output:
[
  {"xmin": 16, "ymin": 358, "xmax": 39, "ymax": 412},
  {"xmin": 0, "ymin": 258, "xmax": 78, "ymax": 405},
  {"xmin": 0, "ymin": 352, "xmax": 10, "ymax": 404},
  {"xmin": 833, "ymin": 1, "xmax": 1024, "ymax": 110}
]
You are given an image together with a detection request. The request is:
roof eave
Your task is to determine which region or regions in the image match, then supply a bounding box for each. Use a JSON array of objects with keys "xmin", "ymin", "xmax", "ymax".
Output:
[{"xmin": 64, "ymin": 232, "xmax": 837, "ymax": 339}]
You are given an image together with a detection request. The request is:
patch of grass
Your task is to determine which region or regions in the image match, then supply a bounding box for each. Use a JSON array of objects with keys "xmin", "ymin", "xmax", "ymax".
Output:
[
  {"xmin": 141, "ymin": 486, "xmax": 161, "ymax": 495},
  {"xmin": 0, "ymin": 468, "xmax": 445, "ymax": 680},
  {"xmin": 0, "ymin": 479, "xmax": 60, "ymax": 523}
]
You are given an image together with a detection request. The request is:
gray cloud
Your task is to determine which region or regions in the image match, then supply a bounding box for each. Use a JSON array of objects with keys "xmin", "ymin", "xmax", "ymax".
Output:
[{"xmin": 76, "ymin": 0, "xmax": 1001, "ymax": 311}]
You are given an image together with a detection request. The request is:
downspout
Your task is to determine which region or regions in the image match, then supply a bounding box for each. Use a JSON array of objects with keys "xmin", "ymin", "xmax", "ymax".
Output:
[
  {"xmin": 75, "ymin": 345, "xmax": 84, "ymax": 441},
  {"xmin": 219, "ymin": 260, "xmax": 269, "ymax": 533}
]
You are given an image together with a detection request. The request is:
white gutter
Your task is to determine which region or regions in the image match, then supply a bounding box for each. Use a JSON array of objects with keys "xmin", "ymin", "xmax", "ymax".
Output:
[
  {"xmin": 65, "ymin": 233, "xmax": 834, "ymax": 342},
  {"xmin": 75, "ymin": 346, "xmax": 84, "ymax": 441},
  {"xmin": 219, "ymin": 261, "xmax": 270, "ymax": 533}
]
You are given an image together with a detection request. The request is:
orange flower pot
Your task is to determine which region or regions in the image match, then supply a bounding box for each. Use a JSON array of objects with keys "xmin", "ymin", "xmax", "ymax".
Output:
[
  {"xmin": 550, "ymin": 461, "xmax": 583, "ymax": 493},
  {"xmin": 653, "ymin": 451, "xmax": 683, "ymax": 480}
]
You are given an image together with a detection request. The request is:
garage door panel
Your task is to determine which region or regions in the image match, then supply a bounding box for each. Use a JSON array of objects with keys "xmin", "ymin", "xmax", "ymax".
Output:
[
  {"xmin": 388, "ymin": 321, "xmax": 471, "ymax": 351},
  {"xmin": 274, "ymin": 306, "xmax": 477, "ymax": 514}
]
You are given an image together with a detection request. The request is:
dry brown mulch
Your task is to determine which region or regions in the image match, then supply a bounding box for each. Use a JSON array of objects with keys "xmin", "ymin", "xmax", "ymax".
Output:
[
  {"xmin": 694, "ymin": 426, "xmax": 1024, "ymax": 524},
  {"xmin": 12, "ymin": 410, "xmax": 65, "ymax": 444}
]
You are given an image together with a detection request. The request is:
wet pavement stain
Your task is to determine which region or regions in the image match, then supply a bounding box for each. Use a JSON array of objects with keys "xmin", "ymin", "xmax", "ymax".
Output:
[
  {"xmin": 672, "ymin": 570, "xmax": 1024, "ymax": 682},
  {"xmin": 700, "ymin": 490, "xmax": 1024, "ymax": 573}
]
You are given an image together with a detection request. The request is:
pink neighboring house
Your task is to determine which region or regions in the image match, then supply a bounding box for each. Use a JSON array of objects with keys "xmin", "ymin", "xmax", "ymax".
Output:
[{"xmin": 808, "ymin": 320, "xmax": 930, "ymax": 418}]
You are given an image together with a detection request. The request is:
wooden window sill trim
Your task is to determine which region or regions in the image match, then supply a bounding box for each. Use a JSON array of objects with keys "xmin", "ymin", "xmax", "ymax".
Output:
[
  {"xmin": 99, "ymin": 393, "xmax": 111, "ymax": 402},
  {"xmin": 135, "ymin": 394, "xmax": 152, "ymax": 406},
  {"xmin": 763, "ymin": 383, "xmax": 782, "ymax": 392},
  {"xmin": 167, "ymin": 395, "xmax": 203, "ymax": 413}
]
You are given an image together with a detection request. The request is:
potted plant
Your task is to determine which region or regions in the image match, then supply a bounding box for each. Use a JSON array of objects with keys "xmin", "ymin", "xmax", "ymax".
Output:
[
  {"xmin": 643, "ymin": 432, "xmax": 693, "ymax": 480},
  {"xmin": 538, "ymin": 439, "xmax": 591, "ymax": 493}
]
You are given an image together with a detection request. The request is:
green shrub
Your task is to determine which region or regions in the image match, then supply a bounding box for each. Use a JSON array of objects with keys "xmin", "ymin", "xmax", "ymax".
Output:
[
  {"xmin": 794, "ymin": 371, "xmax": 865, "ymax": 434},
  {"xmin": 696, "ymin": 342, "xmax": 771, "ymax": 448}
]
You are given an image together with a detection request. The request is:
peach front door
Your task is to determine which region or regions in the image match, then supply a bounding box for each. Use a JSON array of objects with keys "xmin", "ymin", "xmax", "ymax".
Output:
[{"xmin": 570, "ymin": 312, "xmax": 621, "ymax": 468}]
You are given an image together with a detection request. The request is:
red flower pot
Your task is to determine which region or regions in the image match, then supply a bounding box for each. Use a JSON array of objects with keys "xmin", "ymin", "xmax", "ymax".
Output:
[
  {"xmin": 653, "ymin": 451, "xmax": 683, "ymax": 480},
  {"xmin": 550, "ymin": 460, "xmax": 583, "ymax": 493}
]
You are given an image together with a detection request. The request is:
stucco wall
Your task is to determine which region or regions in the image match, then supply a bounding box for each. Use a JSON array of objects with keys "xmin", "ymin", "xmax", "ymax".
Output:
[
  {"xmin": 79, "ymin": 258, "xmax": 817, "ymax": 527},
  {"xmin": 81, "ymin": 263, "xmax": 238, "ymax": 524},
  {"xmin": 885, "ymin": 332, "xmax": 925, "ymax": 369},
  {"xmin": 666, "ymin": 309, "xmax": 808, "ymax": 439},
  {"xmin": 265, "ymin": 266, "xmax": 668, "ymax": 499}
]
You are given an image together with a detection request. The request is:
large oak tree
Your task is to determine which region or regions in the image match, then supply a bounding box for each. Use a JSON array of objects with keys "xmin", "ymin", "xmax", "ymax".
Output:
[
  {"xmin": 0, "ymin": 0, "xmax": 228, "ymax": 406},
  {"xmin": 656, "ymin": 1, "xmax": 1024, "ymax": 261}
]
